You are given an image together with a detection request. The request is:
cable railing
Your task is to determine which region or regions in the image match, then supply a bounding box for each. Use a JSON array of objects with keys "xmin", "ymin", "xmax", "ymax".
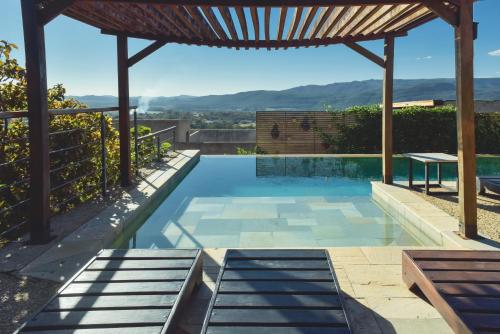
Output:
[
  {"xmin": 133, "ymin": 110, "xmax": 176, "ymax": 175},
  {"xmin": 0, "ymin": 107, "xmax": 137, "ymax": 239}
]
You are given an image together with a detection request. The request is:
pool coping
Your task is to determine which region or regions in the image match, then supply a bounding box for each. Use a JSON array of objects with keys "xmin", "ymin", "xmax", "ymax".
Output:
[
  {"xmin": 18, "ymin": 150, "xmax": 201, "ymax": 282},
  {"xmin": 371, "ymin": 181, "xmax": 498, "ymax": 250}
]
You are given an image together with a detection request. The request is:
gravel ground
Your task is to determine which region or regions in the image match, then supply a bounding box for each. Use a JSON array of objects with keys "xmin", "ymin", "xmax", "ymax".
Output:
[
  {"xmin": 414, "ymin": 189, "xmax": 500, "ymax": 242},
  {"xmin": 0, "ymin": 273, "xmax": 60, "ymax": 333}
]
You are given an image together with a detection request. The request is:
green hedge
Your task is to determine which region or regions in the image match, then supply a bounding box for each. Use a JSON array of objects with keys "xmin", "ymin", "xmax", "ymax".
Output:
[{"xmin": 324, "ymin": 105, "xmax": 500, "ymax": 154}]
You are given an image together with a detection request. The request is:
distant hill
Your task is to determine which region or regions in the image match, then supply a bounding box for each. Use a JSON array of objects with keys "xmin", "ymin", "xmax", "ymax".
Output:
[{"xmin": 71, "ymin": 78, "xmax": 500, "ymax": 111}]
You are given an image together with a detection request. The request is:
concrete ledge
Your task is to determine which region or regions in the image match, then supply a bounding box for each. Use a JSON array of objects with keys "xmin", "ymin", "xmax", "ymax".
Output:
[
  {"xmin": 19, "ymin": 150, "xmax": 200, "ymax": 282},
  {"xmin": 371, "ymin": 182, "xmax": 497, "ymax": 250}
]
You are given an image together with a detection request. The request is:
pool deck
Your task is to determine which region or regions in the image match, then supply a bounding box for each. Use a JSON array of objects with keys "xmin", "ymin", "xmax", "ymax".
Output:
[
  {"xmin": 178, "ymin": 247, "xmax": 458, "ymax": 334},
  {"xmin": 372, "ymin": 181, "xmax": 499, "ymax": 250}
]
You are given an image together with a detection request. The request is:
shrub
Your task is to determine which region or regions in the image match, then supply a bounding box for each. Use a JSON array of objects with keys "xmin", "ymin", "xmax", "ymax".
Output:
[{"xmin": 320, "ymin": 105, "xmax": 500, "ymax": 154}]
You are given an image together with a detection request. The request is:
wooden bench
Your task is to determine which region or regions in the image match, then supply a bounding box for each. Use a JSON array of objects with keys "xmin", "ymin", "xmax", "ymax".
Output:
[
  {"xmin": 16, "ymin": 249, "xmax": 202, "ymax": 334},
  {"xmin": 402, "ymin": 250, "xmax": 500, "ymax": 334},
  {"xmin": 201, "ymin": 249, "xmax": 352, "ymax": 334},
  {"xmin": 477, "ymin": 176, "xmax": 500, "ymax": 195}
]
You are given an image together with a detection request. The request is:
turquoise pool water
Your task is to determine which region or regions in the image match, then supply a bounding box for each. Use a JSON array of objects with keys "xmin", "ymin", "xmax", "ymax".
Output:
[
  {"xmin": 116, "ymin": 156, "xmax": 492, "ymax": 248},
  {"xmin": 116, "ymin": 156, "xmax": 499, "ymax": 249}
]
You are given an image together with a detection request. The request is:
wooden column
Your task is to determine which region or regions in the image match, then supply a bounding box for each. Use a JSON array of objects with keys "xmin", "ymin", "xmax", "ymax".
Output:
[
  {"xmin": 117, "ymin": 35, "xmax": 131, "ymax": 187},
  {"xmin": 21, "ymin": 0, "xmax": 52, "ymax": 243},
  {"xmin": 455, "ymin": 0, "xmax": 477, "ymax": 238},
  {"xmin": 382, "ymin": 35, "xmax": 394, "ymax": 184}
]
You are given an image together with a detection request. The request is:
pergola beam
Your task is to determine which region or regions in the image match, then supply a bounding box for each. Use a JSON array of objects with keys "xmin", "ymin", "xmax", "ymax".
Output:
[
  {"xmin": 101, "ymin": 29, "xmax": 407, "ymax": 48},
  {"xmin": 421, "ymin": 0, "xmax": 459, "ymax": 27},
  {"xmin": 344, "ymin": 42, "xmax": 385, "ymax": 68},
  {"xmin": 38, "ymin": 0, "xmax": 76, "ymax": 25},
  {"xmin": 80, "ymin": 0, "xmax": 429, "ymax": 5},
  {"xmin": 455, "ymin": 0, "xmax": 477, "ymax": 238},
  {"xmin": 21, "ymin": 0, "xmax": 52, "ymax": 244},
  {"xmin": 128, "ymin": 40, "xmax": 167, "ymax": 67}
]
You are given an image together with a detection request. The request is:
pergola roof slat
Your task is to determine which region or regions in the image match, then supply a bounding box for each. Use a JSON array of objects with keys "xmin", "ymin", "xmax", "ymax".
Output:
[
  {"xmin": 218, "ymin": 6, "xmax": 239, "ymax": 41},
  {"xmin": 309, "ymin": 6, "xmax": 334, "ymax": 39},
  {"xmin": 60, "ymin": 1, "xmax": 440, "ymax": 49},
  {"xmin": 235, "ymin": 6, "xmax": 249, "ymax": 41},
  {"xmin": 201, "ymin": 6, "xmax": 229, "ymax": 41},
  {"xmin": 265, "ymin": 7, "xmax": 271, "ymax": 49},
  {"xmin": 251, "ymin": 7, "xmax": 259, "ymax": 44},
  {"xmin": 287, "ymin": 7, "xmax": 304, "ymax": 41},
  {"xmin": 184, "ymin": 5, "xmax": 219, "ymax": 40},
  {"xmin": 297, "ymin": 6, "xmax": 319, "ymax": 40}
]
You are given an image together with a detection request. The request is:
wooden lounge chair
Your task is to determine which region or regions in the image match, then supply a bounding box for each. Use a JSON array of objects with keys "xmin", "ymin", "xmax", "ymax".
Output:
[
  {"xmin": 402, "ymin": 250, "xmax": 500, "ymax": 334},
  {"xmin": 15, "ymin": 249, "xmax": 202, "ymax": 334},
  {"xmin": 477, "ymin": 176, "xmax": 500, "ymax": 195},
  {"xmin": 201, "ymin": 249, "xmax": 352, "ymax": 334}
]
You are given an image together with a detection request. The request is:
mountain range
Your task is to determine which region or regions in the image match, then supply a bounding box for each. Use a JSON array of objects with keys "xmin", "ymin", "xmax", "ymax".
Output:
[{"xmin": 71, "ymin": 78, "xmax": 500, "ymax": 112}]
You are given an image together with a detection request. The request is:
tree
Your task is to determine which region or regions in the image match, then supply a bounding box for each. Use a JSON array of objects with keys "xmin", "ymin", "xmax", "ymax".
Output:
[
  {"xmin": 0, "ymin": 40, "xmax": 85, "ymax": 112},
  {"xmin": 0, "ymin": 40, "xmax": 118, "ymax": 239}
]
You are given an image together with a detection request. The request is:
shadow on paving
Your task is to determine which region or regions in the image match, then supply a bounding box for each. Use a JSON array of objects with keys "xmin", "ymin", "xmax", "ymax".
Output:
[
  {"xmin": 176, "ymin": 250, "xmax": 397, "ymax": 334},
  {"xmin": 0, "ymin": 272, "xmax": 60, "ymax": 333}
]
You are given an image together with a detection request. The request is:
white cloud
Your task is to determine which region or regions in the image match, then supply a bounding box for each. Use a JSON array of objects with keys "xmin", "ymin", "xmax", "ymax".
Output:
[
  {"xmin": 416, "ymin": 56, "xmax": 432, "ymax": 60},
  {"xmin": 488, "ymin": 49, "xmax": 500, "ymax": 56}
]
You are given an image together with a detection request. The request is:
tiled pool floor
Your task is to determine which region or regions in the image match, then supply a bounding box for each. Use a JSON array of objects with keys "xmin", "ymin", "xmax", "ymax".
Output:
[{"xmin": 126, "ymin": 195, "xmax": 423, "ymax": 248}]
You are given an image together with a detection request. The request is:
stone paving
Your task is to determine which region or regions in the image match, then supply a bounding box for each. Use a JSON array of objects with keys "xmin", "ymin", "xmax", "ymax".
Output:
[{"xmin": 177, "ymin": 247, "xmax": 456, "ymax": 334}]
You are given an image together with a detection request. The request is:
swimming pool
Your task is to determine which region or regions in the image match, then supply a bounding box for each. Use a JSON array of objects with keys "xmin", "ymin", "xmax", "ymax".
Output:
[{"xmin": 113, "ymin": 155, "xmax": 500, "ymax": 249}]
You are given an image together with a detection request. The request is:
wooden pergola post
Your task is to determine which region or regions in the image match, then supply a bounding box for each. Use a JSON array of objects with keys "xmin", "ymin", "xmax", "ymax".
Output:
[
  {"xmin": 455, "ymin": 0, "xmax": 477, "ymax": 238},
  {"xmin": 21, "ymin": 0, "xmax": 51, "ymax": 244},
  {"xmin": 117, "ymin": 35, "xmax": 132, "ymax": 187},
  {"xmin": 382, "ymin": 35, "xmax": 394, "ymax": 184}
]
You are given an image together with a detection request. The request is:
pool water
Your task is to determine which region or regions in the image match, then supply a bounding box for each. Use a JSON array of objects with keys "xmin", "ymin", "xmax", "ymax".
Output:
[{"xmin": 114, "ymin": 155, "xmax": 500, "ymax": 249}]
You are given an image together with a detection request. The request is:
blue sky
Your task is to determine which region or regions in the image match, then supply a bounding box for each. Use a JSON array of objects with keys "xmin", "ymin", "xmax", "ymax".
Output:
[{"xmin": 1, "ymin": 0, "xmax": 499, "ymax": 97}]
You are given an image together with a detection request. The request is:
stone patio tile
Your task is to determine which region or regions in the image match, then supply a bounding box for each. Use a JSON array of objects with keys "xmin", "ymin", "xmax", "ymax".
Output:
[
  {"xmin": 353, "ymin": 202, "xmax": 385, "ymax": 217},
  {"xmin": 364, "ymin": 297, "xmax": 442, "ymax": 319},
  {"xmin": 361, "ymin": 247, "xmax": 406, "ymax": 265},
  {"xmin": 344, "ymin": 264, "xmax": 403, "ymax": 286},
  {"xmin": 351, "ymin": 282, "xmax": 417, "ymax": 298},
  {"xmin": 193, "ymin": 219, "xmax": 242, "ymax": 235},
  {"xmin": 176, "ymin": 212, "xmax": 203, "ymax": 226},
  {"xmin": 279, "ymin": 211, "xmax": 315, "ymax": 219},
  {"xmin": 343, "ymin": 297, "xmax": 383, "ymax": 334},
  {"xmin": 192, "ymin": 197, "xmax": 232, "ymax": 204},
  {"xmin": 221, "ymin": 204, "xmax": 278, "ymax": 219},
  {"xmin": 287, "ymin": 218, "xmax": 317, "ymax": 226},
  {"xmin": 239, "ymin": 232, "xmax": 274, "ymax": 247},
  {"xmin": 191, "ymin": 235, "xmax": 240, "ymax": 248},
  {"xmin": 311, "ymin": 225, "xmax": 346, "ymax": 239},
  {"xmin": 272, "ymin": 231, "xmax": 315, "ymax": 247},
  {"xmin": 309, "ymin": 202, "xmax": 357, "ymax": 210},
  {"xmin": 377, "ymin": 318, "xmax": 453, "ymax": 334},
  {"xmin": 240, "ymin": 219, "xmax": 283, "ymax": 232},
  {"xmin": 277, "ymin": 203, "xmax": 312, "ymax": 215},
  {"xmin": 341, "ymin": 208, "xmax": 364, "ymax": 218},
  {"xmin": 313, "ymin": 209, "xmax": 349, "ymax": 225},
  {"xmin": 231, "ymin": 197, "xmax": 296, "ymax": 204},
  {"xmin": 185, "ymin": 203, "xmax": 225, "ymax": 212},
  {"xmin": 348, "ymin": 217, "xmax": 382, "ymax": 224}
]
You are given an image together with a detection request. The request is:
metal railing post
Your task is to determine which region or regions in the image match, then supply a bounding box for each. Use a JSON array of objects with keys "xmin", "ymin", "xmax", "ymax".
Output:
[
  {"xmin": 100, "ymin": 112, "xmax": 107, "ymax": 197},
  {"xmin": 172, "ymin": 130, "xmax": 176, "ymax": 152},
  {"xmin": 133, "ymin": 109, "xmax": 139, "ymax": 175},
  {"xmin": 156, "ymin": 135, "xmax": 161, "ymax": 161}
]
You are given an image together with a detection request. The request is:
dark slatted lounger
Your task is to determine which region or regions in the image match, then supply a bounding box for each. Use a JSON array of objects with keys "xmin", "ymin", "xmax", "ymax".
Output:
[
  {"xmin": 201, "ymin": 249, "xmax": 352, "ymax": 334},
  {"xmin": 16, "ymin": 249, "xmax": 202, "ymax": 334},
  {"xmin": 402, "ymin": 250, "xmax": 500, "ymax": 334},
  {"xmin": 477, "ymin": 176, "xmax": 500, "ymax": 195}
]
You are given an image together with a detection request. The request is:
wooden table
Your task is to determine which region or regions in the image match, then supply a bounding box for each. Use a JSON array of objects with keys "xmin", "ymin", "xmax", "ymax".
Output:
[{"xmin": 403, "ymin": 153, "xmax": 458, "ymax": 195}]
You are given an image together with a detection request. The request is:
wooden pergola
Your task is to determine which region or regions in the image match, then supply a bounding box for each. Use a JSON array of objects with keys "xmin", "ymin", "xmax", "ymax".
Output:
[{"xmin": 21, "ymin": 0, "xmax": 477, "ymax": 243}]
